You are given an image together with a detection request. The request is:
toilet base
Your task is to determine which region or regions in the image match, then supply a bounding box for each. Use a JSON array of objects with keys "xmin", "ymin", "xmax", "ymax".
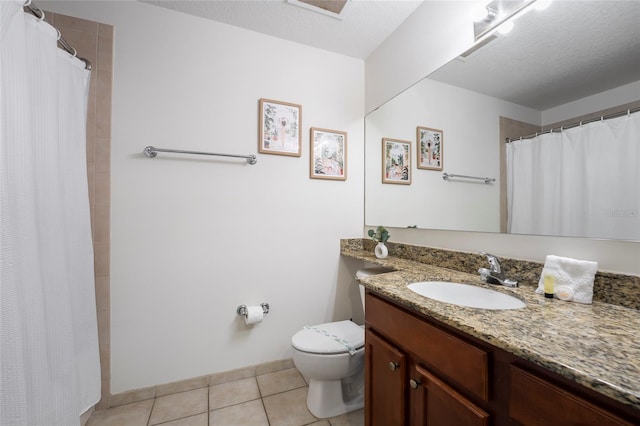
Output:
[{"xmin": 305, "ymin": 368, "xmax": 364, "ymax": 418}]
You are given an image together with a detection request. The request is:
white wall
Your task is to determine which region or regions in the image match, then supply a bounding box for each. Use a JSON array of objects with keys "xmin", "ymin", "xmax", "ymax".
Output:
[
  {"xmin": 366, "ymin": 78, "xmax": 540, "ymax": 231},
  {"xmin": 365, "ymin": 1, "xmax": 476, "ymax": 113},
  {"xmin": 542, "ymin": 80, "xmax": 640, "ymax": 125},
  {"xmin": 44, "ymin": 1, "xmax": 365, "ymax": 393}
]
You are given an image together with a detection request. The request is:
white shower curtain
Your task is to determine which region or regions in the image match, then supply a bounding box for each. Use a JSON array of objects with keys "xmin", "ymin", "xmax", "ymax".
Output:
[
  {"xmin": 1, "ymin": 1, "xmax": 101, "ymax": 425},
  {"xmin": 507, "ymin": 111, "xmax": 640, "ymax": 240}
]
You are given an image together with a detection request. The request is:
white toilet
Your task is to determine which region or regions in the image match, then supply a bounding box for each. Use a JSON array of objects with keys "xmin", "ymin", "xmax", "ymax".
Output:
[{"xmin": 291, "ymin": 267, "xmax": 389, "ymax": 418}]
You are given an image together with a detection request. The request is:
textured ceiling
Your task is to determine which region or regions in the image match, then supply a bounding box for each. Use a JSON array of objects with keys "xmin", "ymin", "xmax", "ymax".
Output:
[
  {"xmin": 140, "ymin": 0, "xmax": 424, "ymax": 59},
  {"xmin": 429, "ymin": 0, "xmax": 640, "ymax": 110},
  {"xmin": 140, "ymin": 1, "xmax": 640, "ymax": 110}
]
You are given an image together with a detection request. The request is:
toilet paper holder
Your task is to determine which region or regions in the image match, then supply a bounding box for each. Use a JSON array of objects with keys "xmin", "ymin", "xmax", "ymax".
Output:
[{"xmin": 237, "ymin": 303, "xmax": 270, "ymax": 317}]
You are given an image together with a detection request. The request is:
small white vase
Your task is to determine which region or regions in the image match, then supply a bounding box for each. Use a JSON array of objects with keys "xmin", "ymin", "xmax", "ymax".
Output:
[{"xmin": 374, "ymin": 242, "xmax": 388, "ymax": 259}]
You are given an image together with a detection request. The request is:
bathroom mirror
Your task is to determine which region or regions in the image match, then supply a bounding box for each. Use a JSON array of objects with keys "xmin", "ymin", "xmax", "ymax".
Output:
[{"xmin": 365, "ymin": 0, "xmax": 640, "ymax": 240}]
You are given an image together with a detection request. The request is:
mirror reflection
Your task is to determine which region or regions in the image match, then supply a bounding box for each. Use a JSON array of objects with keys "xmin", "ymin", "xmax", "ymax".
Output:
[{"xmin": 365, "ymin": 0, "xmax": 640, "ymax": 241}]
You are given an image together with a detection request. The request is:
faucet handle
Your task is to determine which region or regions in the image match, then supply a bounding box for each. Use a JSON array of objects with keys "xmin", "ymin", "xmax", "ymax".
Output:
[
  {"xmin": 478, "ymin": 267, "xmax": 491, "ymax": 282},
  {"xmin": 479, "ymin": 252, "xmax": 502, "ymax": 273}
]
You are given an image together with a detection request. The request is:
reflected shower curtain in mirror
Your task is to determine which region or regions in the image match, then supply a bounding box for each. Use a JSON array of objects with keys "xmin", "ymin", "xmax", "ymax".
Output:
[
  {"xmin": 1, "ymin": 1, "xmax": 100, "ymax": 425},
  {"xmin": 507, "ymin": 112, "xmax": 640, "ymax": 240}
]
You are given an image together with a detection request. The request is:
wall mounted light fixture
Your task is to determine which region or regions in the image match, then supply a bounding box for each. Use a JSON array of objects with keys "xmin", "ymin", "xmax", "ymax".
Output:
[{"xmin": 473, "ymin": 0, "xmax": 537, "ymax": 40}]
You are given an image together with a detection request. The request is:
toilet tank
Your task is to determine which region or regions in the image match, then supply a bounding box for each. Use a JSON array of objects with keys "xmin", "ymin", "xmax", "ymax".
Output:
[{"xmin": 356, "ymin": 267, "xmax": 392, "ymax": 309}]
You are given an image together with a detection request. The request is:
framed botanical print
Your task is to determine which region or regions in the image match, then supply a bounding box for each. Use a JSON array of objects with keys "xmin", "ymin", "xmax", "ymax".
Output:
[
  {"xmin": 382, "ymin": 138, "xmax": 411, "ymax": 185},
  {"xmin": 417, "ymin": 126, "xmax": 443, "ymax": 170},
  {"xmin": 259, "ymin": 98, "xmax": 302, "ymax": 156},
  {"xmin": 310, "ymin": 127, "xmax": 347, "ymax": 181}
]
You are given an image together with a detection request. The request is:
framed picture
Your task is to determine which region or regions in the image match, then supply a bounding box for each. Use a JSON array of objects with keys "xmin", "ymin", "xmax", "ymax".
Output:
[
  {"xmin": 417, "ymin": 126, "xmax": 443, "ymax": 170},
  {"xmin": 310, "ymin": 127, "xmax": 347, "ymax": 181},
  {"xmin": 382, "ymin": 138, "xmax": 411, "ymax": 185},
  {"xmin": 259, "ymin": 98, "xmax": 302, "ymax": 156}
]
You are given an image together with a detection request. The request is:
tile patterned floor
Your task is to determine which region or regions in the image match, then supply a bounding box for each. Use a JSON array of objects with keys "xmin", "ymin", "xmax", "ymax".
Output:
[{"xmin": 87, "ymin": 368, "xmax": 364, "ymax": 426}]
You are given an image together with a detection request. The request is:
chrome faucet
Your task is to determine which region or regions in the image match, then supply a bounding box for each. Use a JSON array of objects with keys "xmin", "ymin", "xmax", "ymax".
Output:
[{"xmin": 478, "ymin": 252, "xmax": 518, "ymax": 287}]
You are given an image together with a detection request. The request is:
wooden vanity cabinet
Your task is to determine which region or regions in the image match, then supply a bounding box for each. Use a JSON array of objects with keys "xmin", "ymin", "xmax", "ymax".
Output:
[
  {"xmin": 365, "ymin": 327, "xmax": 489, "ymax": 426},
  {"xmin": 364, "ymin": 292, "xmax": 640, "ymax": 426},
  {"xmin": 509, "ymin": 365, "xmax": 634, "ymax": 426},
  {"xmin": 409, "ymin": 363, "xmax": 490, "ymax": 426},
  {"xmin": 365, "ymin": 293, "xmax": 490, "ymax": 425},
  {"xmin": 364, "ymin": 328, "xmax": 406, "ymax": 425}
]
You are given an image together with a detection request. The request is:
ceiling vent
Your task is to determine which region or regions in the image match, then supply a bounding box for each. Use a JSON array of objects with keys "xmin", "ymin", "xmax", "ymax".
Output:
[{"xmin": 287, "ymin": 0, "xmax": 350, "ymax": 20}]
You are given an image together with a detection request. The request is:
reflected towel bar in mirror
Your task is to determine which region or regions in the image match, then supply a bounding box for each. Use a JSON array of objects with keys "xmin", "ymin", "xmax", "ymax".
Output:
[
  {"xmin": 143, "ymin": 146, "xmax": 257, "ymax": 165},
  {"xmin": 442, "ymin": 173, "xmax": 495, "ymax": 184}
]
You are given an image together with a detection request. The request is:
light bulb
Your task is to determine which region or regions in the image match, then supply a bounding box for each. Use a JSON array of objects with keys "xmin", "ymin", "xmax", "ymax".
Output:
[
  {"xmin": 497, "ymin": 20, "xmax": 514, "ymax": 35},
  {"xmin": 472, "ymin": 1, "xmax": 491, "ymax": 21},
  {"xmin": 534, "ymin": 0, "xmax": 552, "ymax": 10}
]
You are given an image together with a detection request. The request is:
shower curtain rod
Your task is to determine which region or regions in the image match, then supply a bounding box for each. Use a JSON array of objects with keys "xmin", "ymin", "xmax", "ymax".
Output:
[
  {"xmin": 507, "ymin": 106, "xmax": 640, "ymax": 143},
  {"xmin": 23, "ymin": 0, "xmax": 92, "ymax": 70}
]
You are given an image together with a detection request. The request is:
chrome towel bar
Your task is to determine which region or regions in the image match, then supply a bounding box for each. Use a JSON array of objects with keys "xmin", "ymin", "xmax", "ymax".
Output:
[
  {"xmin": 442, "ymin": 172, "xmax": 495, "ymax": 184},
  {"xmin": 144, "ymin": 146, "xmax": 257, "ymax": 165}
]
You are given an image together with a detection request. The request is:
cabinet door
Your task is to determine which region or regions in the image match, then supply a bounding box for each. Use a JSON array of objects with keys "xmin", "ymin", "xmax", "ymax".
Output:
[
  {"xmin": 365, "ymin": 328, "xmax": 407, "ymax": 426},
  {"xmin": 411, "ymin": 364, "xmax": 490, "ymax": 426},
  {"xmin": 510, "ymin": 365, "xmax": 634, "ymax": 426}
]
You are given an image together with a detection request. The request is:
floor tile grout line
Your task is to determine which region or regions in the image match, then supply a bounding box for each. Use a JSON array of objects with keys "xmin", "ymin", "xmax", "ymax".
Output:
[
  {"xmin": 208, "ymin": 385, "xmax": 314, "ymax": 425},
  {"xmin": 260, "ymin": 382, "xmax": 309, "ymax": 399},
  {"xmin": 260, "ymin": 396, "xmax": 272, "ymax": 425},
  {"xmin": 146, "ymin": 397, "xmax": 156, "ymax": 426},
  {"xmin": 209, "ymin": 373, "xmax": 309, "ymax": 413},
  {"xmin": 151, "ymin": 412, "xmax": 208, "ymax": 426},
  {"xmin": 208, "ymin": 383, "xmax": 309, "ymax": 413},
  {"xmin": 147, "ymin": 387, "xmax": 210, "ymax": 426}
]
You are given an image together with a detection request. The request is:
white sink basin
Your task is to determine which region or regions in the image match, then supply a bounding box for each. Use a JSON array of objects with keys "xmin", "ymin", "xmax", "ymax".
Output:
[{"xmin": 408, "ymin": 281, "xmax": 526, "ymax": 310}]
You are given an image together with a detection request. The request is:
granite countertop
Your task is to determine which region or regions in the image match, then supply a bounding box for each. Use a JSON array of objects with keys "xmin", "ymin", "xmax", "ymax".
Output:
[{"xmin": 341, "ymin": 245, "xmax": 640, "ymax": 411}]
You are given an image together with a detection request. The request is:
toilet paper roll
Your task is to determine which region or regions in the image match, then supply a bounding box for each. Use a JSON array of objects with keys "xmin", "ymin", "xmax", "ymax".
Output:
[{"xmin": 244, "ymin": 305, "xmax": 264, "ymax": 325}]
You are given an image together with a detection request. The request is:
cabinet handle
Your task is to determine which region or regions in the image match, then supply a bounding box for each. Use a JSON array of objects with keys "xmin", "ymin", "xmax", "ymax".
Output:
[
  {"xmin": 409, "ymin": 378, "xmax": 422, "ymax": 389},
  {"xmin": 389, "ymin": 361, "xmax": 400, "ymax": 371}
]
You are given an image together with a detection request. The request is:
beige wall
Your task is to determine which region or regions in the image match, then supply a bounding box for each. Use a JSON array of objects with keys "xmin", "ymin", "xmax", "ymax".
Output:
[{"xmin": 47, "ymin": 11, "xmax": 113, "ymax": 410}]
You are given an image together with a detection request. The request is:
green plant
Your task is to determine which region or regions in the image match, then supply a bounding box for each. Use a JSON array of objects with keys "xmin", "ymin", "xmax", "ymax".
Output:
[{"xmin": 368, "ymin": 226, "xmax": 390, "ymax": 243}]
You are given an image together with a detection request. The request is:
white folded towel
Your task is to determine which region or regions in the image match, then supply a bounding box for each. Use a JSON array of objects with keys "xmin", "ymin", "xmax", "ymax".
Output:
[{"xmin": 536, "ymin": 255, "xmax": 598, "ymax": 304}]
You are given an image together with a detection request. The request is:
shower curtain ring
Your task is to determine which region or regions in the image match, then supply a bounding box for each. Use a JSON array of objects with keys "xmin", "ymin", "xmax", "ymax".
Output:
[
  {"xmin": 24, "ymin": 0, "xmax": 32, "ymax": 6},
  {"xmin": 56, "ymin": 29, "xmax": 61, "ymax": 40}
]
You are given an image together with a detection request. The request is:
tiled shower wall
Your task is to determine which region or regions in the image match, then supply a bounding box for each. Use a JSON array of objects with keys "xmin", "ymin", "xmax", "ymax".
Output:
[{"xmin": 46, "ymin": 11, "xmax": 113, "ymax": 411}]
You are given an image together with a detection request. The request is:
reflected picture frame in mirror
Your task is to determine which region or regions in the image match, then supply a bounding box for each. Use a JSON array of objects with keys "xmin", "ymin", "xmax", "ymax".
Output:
[
  {"xmin": 382, "ymin": 138, "xmax": 411, "ymax": 185},
  {"xmin": 416, "ymin": 126, "xmax": 443, "ymax": 171}
]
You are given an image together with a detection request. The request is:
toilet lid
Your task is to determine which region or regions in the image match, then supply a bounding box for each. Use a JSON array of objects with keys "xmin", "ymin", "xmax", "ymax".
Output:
[{"xmin": 292, "ymin": 320, "xmax": 364, "ymax": 355}]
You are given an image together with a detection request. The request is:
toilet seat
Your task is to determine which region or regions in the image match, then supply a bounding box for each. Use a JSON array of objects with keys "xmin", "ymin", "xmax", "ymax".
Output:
[{"xmin": 292, "ymin": 320, "xmax": 364, "ymax": 355}]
